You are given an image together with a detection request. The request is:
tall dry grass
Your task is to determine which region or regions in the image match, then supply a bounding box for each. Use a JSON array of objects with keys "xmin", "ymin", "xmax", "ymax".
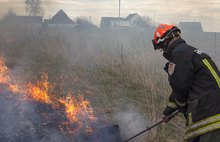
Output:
[{"xmin": 1, "ymin": 21, "xmax": 219, "ymax": 142}]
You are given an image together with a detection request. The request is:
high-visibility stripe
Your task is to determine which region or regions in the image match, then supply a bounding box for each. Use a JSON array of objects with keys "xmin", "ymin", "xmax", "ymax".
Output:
[
  {"xmin": 188, "ymin": 112, "xmax": 193, "ymax": 126},
  {"xmin": 202, "ymin": 59, "xmax": 220, "ymax": 88},
  {"xmin": 186, "ymin": 114, "xmax": 220, "ymax": 132},
  {"xmin": 175, "ymin": 99, "xmax": 186, "ymax": 107},
  {"xmin": 168, "ymin": 102, "xmax": 178, "ymax": 109},
  {"xmin": 184, "ymin": 121, "xmax": 220, "ymax": 140}
]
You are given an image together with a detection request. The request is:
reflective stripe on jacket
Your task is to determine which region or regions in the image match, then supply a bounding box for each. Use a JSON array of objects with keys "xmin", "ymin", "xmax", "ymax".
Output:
[
  {"xmin": 163, "ymin": 38, "xmax": 220, "ymax": 141},
  {"xmin": 185, "ymin": 113, "xmax": 220, "ymax": 140}
]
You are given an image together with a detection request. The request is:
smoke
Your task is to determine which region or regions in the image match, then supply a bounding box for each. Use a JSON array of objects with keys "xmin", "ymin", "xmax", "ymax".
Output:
[
  {"xmin": 115, "ymin": 106, "xmax": 149, "ymax": 142},
  {"xmin": 0, "ymin": 6, "xmax": 219, "ymax": 142},
  {"xmin": 0, "ymin": 16, "xmax": 149, "ymax": 141},
  {"xmin": 0, "ymin": 89, "xmax": 42, "ymax": 142},
  {"xmin": 0, "ymin": 77, "xmax": 100, "ymax": 142}
]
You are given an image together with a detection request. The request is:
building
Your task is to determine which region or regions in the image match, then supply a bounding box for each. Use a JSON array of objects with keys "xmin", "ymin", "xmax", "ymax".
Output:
[
  {"xmin": 42, "ymin": 9, "xmax": 76, "ymax": 34},
  {"xmin": 44, "ymin": 9, "xmax": 74, "ymax": 25},
  {"xmin": 100, "ymin": 13, "xmax": 147, "ymax": 31},
  {"xmin": 126, "ymin": 13, "xmax": 147, "ymax": 27},
  {"xmin": 100, "ymin": 17, "xmax": 130, "ymax": 31},
  {"xmin": 178, "ymin": 22, "xmax": 203, "ymax": 32}
]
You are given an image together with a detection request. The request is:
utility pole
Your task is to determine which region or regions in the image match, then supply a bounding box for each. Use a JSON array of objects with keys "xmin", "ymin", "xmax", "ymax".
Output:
[
  {"xmin": 154, "ymin": 14, "xmax": 156, "ymax": 26},
  {"xmin": 119, "ymin": 0, "xmax": 120, "ymax": 18},
  {"xmin": 118, "ymin": 0, "xmax": 123, "ymax": 64}
]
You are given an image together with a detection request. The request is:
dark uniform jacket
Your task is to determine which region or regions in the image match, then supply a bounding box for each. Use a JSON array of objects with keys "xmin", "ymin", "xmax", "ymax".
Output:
[{"xmin": 162, "ymin": 38, "xmax": 220, "ymax": 140}]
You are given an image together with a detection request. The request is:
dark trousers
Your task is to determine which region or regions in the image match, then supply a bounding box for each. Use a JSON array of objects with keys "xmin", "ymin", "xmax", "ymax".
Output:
[{"xmin": 188, "ymin": 129, "xmax": 220, "ymax": 142}]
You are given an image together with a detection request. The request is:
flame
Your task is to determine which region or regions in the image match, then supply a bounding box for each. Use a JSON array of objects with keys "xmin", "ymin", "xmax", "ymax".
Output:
[
  {"xmin": 57, "ymin": 93, "xmax": 96, "ymax": 133},
  {"xmin": 0, "ymin": 57, "xmax": 21, "ymax": 95},
  {"xmin": 25, "ymin": 74, "xmax": 52, "ymax": 104},
  {"xmin": 58, "ymin": 93, "xmax": 96, "ymax": 123},
  {"xmin": 0, "ymin": 57, "xmax": 23, "ymax": 95},
  {"xmin": 7, "ymin": 71, "xmax": 52, "ymax": 104},
  {"xmin": 8, "ymin": 83, "xmax": 21, "ymax": 94},
  {"xmin": 0, "ymin": 58, "xmax": 51, "ymax": 104},
  {"xmin": 0, "ymin": 57, "xmax": 96, "ymax": 135},
  {"xmin": 0, "ymin": 57, "xmax": 10, "ymax": 84}
]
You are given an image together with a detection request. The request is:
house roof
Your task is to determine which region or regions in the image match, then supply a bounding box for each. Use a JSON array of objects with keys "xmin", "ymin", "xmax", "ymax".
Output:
[
  {"xmin": 100, "ymin": 13, "xmax": 148, "ymax": 30},
  {"xmin": 179, "ymin": 22, "xmax": 203, "ymax": 32},
  {"xmin": 126, "ymin": 13, "xmax": 138, "ymax": 20},
  {"xmin": 49, "ymin": 9, "xmax": 74, "ymax": 24},
  {"xmin": 126, "ymin": 13, "xmax": 147, "ymax": 27}
]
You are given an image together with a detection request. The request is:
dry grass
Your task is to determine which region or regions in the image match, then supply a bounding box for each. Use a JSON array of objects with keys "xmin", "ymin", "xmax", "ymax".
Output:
[{"xmin": 1, "ymin": 22, "xmax": 219, "ymax": 142}]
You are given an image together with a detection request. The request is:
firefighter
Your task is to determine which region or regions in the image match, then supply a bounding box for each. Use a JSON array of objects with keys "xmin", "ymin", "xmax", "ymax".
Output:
[{"xmin": 152, "ymin": 24, "xmax": 220, "ymax": 142}]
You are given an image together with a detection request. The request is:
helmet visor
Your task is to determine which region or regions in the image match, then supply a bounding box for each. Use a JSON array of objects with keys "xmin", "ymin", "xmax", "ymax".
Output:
[{"xmin": 152, "ymin": 40, "xmax": 164, "ymax": 50}]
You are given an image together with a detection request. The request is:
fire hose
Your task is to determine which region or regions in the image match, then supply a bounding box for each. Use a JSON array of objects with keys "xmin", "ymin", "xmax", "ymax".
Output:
[{"xmin": 122, "ymin": 110, "xmax": 179, "ymax": 142}]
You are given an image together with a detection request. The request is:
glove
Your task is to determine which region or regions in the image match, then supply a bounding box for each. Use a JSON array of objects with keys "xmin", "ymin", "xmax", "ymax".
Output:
[
  {"xmin": 162, "ymin": 115, "xmax": 170, "ymax": 123},
  {"xmin": 162, "ymin": 106, "xmax": 178, "ymax": 123},
  {"xmin": 178, "ymin": 106, "xmax": 187, "ymax": 114}
]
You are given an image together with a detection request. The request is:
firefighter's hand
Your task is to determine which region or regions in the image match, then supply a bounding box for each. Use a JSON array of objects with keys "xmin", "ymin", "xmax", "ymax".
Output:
[
  {"xmin": 162, "ymin": 115, "xmax": 170, "ymax": 123},
  {"xmin": 178, "ymin": 106, "xmax": 187, "ymax": 114}
]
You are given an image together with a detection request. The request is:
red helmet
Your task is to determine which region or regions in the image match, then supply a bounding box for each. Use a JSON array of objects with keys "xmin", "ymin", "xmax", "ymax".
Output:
[{"xmin": 152, "ymin": 24, "xmax": 181, "ymax": 50}]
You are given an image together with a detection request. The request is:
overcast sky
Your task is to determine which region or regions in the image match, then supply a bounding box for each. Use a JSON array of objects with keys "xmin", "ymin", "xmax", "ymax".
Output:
[{"xmin": 0, "ymin": 0, "xmax": 220, "ymax": 32}]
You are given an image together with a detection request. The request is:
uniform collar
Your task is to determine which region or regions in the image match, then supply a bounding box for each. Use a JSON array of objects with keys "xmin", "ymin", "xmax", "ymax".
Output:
[
  {"xmin": 163, "ymin": 38, "xmax": 186, "ymax": 61},
  {"xmin": 169, "ymin": 38, "xmax": 186, "ymax": 52}
]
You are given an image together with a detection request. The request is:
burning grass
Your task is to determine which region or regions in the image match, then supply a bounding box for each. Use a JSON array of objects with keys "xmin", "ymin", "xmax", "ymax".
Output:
[
  {"xmin": 0, "ymin": 57, "xmax": 101, "ymax": 141},
  {"xmin": 1, "ymin": 23, "xmax": 218, "ymax": 142}
]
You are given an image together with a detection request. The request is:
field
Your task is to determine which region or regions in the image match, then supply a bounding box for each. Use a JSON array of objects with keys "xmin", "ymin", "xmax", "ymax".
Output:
[{"xmin": 0, "ymin": 21, "xmax": 219, "ymax": 142}]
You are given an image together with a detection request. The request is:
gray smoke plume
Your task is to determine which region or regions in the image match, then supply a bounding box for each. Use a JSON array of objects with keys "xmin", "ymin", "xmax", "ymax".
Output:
[{"xmin": 115, "ymin": 106, "xmax": 149, "ymax": 142}]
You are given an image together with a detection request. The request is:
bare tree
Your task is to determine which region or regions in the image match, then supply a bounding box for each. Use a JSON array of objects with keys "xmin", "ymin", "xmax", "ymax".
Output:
[
  {"xmin": 75, "ymin": 16, "xmax": 98, "ymax": 32},
  {"xmin": 24, "ymin": 0, "xmax": 44, "ymax": 16},
  {"xmin": 142, "ymin": 15, "xmax": 154, "ymax": 26}
]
